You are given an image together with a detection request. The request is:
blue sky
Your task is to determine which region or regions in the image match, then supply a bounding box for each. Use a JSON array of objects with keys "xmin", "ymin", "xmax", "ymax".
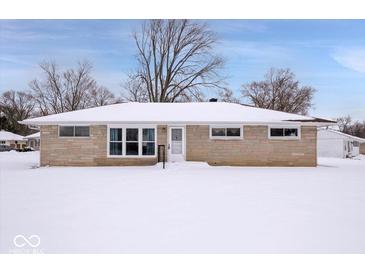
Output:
[{"xmin": 0, "ymin": 20, "xmax": 365, "ymax": 120}]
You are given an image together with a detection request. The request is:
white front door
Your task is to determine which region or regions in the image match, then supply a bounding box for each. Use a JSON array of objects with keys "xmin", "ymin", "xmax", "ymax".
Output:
[{"xmin": 168, "ymin": 127, "xmax": 185, "ymax": 162}]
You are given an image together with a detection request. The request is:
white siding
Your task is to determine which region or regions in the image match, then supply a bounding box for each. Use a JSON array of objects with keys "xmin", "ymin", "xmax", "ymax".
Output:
[
  {"xmin": 317, "ymin": 129, "xmax": 362, "ymax": 158},
  {"xmin": 317, "ymin": 137, "xmax": 344, "ymax": 158},
  {"xmin": 353, "ymin": 146, "xmax": 360, "ymax": 156}
]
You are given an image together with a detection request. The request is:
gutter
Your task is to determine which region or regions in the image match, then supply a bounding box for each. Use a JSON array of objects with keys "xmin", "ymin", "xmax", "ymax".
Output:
[{"xmin": 19, "ymin": 120, "xmax": 336, "ymax": 127}]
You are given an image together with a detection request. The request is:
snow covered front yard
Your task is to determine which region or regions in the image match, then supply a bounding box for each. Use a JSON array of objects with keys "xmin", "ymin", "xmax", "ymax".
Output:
[{"xmin": 1, "ymin": 151, "xmax": 365, "ymax": 253}]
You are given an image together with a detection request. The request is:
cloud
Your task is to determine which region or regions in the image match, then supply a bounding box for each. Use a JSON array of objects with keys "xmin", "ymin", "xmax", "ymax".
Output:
[
  {"xmin": 217, "ymin": 40, "xmax": 293, "ymax": 67},
  {"xmin": 332, "ymin": 47, "xmax": 365, "ymax": 74},
  {"xmin": 0, "ymin": 21, "xmax": 70, "ymax": 41},
  {"xmin": 0, "ymin": 55, "xmax": 34, "ymax": 66}
]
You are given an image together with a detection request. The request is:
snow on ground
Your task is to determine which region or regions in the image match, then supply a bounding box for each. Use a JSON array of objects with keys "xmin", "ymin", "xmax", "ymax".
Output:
[{"xmin": 0, "ymin": 151, "xmax": 365, "ymax": 253}]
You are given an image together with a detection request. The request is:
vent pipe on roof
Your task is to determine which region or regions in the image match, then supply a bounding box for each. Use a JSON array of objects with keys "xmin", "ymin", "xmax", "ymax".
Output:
[{"xmin": 209, "ymin": 98, "xmax": 218, "ymax": 102}]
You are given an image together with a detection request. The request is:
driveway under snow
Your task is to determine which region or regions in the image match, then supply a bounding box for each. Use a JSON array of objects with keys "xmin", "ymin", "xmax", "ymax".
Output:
[{"xmin": 1, "ymin": 151, "xmax": 364, "ymax": 253}]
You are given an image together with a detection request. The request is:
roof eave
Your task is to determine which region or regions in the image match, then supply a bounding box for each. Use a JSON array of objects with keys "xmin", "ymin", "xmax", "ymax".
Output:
[{"xmin": 20, "ymin": 120, "xmax": 334, "ymax": 127}]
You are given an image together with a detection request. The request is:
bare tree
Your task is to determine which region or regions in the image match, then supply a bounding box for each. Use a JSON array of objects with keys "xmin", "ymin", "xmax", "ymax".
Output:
[
  {"xmin": 351, "ymin": 121, "xmax": 365, "ymax": 138},
  {"xmin": 336, "ymin": 115, "xmax": 352, "ymax": 133},
  {"xmin": 30, "ymin": 60, "xmax": 117, "ymax": 115},
  {"xmin": 218, "ymin": 88, "xmax": 240, "ymax": 103},
  {"xmin": 29, "ymin": 62, "xmax": 65, "ymax": 115},
  {"xmin": 0, "ymin": 90, "xmax": 34, "ymax": 135},
  {"xmin": 122, "ymin": 74, "xmax": 149, "ymax": 102},
  {"xmin": 123, "ymin": 20, "xmax": 225, "ymax": 102},
  {"xmin": 241, "ymin": 68, "xmax": 316, "ymax": 115},
  {"xmin": 89, "ymin": 86, "xmax": 118, "ymax": 107},
  {"xmin": 63, "ymin": 61, "xmax": 96, "ymax": 110},
  {"xmin": 336, "ymin": 115, "xmax": 365, "ymax": 138}
]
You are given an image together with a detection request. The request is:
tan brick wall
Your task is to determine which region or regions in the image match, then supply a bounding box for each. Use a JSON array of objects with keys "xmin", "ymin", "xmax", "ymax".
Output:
[
  {"xmin": 40, "ymin": 124, "xmax": 317, "ymax": 167},
  {"xmin": 40, "ymin": 125, "xmax": 167, "ymax": 166},
  {"xmin": 157, "ymin": 125, "xmax": 168, "ymax": 161},
  {"xmin": 360, "ymin": 143, "xmax": 365, "ymax": 155},
  {"xmin": 186, "ymin": 125, "xmax": 317, "ymax": 166}
]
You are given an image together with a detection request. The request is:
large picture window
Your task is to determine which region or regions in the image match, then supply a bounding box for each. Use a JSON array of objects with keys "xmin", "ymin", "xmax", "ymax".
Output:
[
  {"xmin": 269, "ymin": 126, "xmax": 300, "ymax": 139},
  {"xmin": 108, "ymin": 126, "xmax": 156, "ymax": 157},
  {"xmin": 59, "ymin": 126, "xmax": 90, "ymax": 137},
  {"xmin": 210, "ymin": 126, "xmax": 242, "ymax": 139}
]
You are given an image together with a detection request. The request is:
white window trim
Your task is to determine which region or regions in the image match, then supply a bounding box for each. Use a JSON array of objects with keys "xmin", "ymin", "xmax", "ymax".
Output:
[
  {"xmin": 268, "ymin": 125, "xmax": 301, "ymax": 140},
  {"xmin": 209, "ymin": 125, "xmax": 243, "ymax": 140},
  {"xmin": 107, "ymin": 124, "xmax": 157, "ymax": 158},
  {"xmin": 58, "ymin": 124, "xmax": 91, "ymax": 138}
]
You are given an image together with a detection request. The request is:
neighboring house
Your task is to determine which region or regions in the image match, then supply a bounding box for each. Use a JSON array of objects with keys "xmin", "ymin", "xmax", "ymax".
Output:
[
  {"xmin": 0, "ymin": 130, "xmax": 26, "ymax": 150},
  {"xmin": 317, "ymin": 128, "xmax": 365, "ymax": 158},
  {"xmin": 20, "ymin": 102, "xmax": 335, "ymax": 167},
  {"xmin": 24, "ymin": 132, "xmax": 41, "ymax": 150}
]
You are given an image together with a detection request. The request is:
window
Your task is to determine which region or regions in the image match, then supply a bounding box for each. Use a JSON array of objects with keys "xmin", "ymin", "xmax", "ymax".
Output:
[
  {"xmin": 142, "ymin": 128, "xmax": 155, "ymax": 155},
  {"xmin": 75, "ymin": 126, "xmax": 90, "ymax": 137},
  {"xmin": 108, "ymin": 126, "xmax": 156, "ymax": 157},
  {"xmin": 210, "ymin": 126, "xmax": 242, "ymax": 139},
  {"xmin": 126, "ymin": 128, "xmax": 139, "ymax": 155},
  {"xmin": 59, "ymin": 126, "xmax": 90, "ymax": 137},
  {"xmin": 212, "ymin": 128, "xmax": 225, "ymax": 137},
  {"xmin": 59, "ymin": 126, "xmax": 74, "ymax": 137},
  {"xmin": 227, "ymin": 128, "xmax": 241, "ymax": 137},
  {"xmin": 285, "ymin": 128, "xmax": 298, "ymax": 137},
  {"xmin": 270, "ymin": 128, "xmax": 284, "ymax": 137},
  {"xmin": 109, "ymin": 128, "xmax": 123, "ymax": 155},
  {"xmin": 269, "ymin": 126, "xmax": 300, "ymax": 139}
]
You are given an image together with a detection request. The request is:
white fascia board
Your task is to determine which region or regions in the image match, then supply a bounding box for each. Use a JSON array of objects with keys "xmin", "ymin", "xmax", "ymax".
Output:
[
  {"xmin": 20, "ymin": 120, "xmax": 334, "ymax": 127},
  {"xmin": 21, "ymin": 120, "xmax": 304, "ymax": 126}
]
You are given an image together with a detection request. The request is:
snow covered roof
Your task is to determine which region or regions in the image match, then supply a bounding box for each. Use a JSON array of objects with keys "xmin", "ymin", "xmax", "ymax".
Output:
[
  {"xmin": 23, "ymin": 132, "xmax": 40, "ymax": 139},
  {"xmin": 319, "ymin": 128, "xmax": 365, "ymax": 143},
  {"xmin": 20, "ymin": 102, "xmax": 336, "ymax": 126},
  {"xmin": 0, "ymin": 130, "xmax": 24, "ymax": 141}
]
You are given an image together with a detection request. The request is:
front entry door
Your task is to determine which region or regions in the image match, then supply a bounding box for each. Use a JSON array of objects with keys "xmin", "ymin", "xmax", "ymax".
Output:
[{"xmin": 168, "ymin": 127, "xmax": 185, "ymax": 162}]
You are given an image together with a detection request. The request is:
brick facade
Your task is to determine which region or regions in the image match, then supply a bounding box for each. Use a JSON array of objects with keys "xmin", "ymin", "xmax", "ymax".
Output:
[
  {"xmin": 186, "ymin": 125, "xmax": 317, "ymax": 166},
  {"xmin": 40, "ymin": 125, "xmax": 167, "ymax": 166},
  {"xmin": 40, "ymin": 124, "xmax": 317, "ymax": 167}
]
